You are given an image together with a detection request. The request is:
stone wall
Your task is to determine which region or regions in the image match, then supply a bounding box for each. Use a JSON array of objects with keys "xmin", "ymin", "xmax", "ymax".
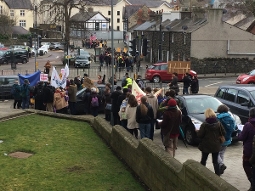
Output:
[
  {"xmin": 191, "ymin": 57, "xmax": 255, "ymax": 74},
  {"xmin": 26, "ymin": 110, "xmax": 238, "ymax": 191}
]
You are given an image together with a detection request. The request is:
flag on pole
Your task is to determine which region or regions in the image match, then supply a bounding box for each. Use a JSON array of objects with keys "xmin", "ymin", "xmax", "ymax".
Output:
[
  {"xmin": 132, "ymin": 81, "xmax": 146, "ymax": 104},
  {"xmin": 51, "ymin": 66, "xmax": 61, "ymax": 88}
]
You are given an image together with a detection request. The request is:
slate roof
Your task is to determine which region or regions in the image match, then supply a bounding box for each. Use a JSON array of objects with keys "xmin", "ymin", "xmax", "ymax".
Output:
[
  {"xmin": 85, "ymin": 0, "xmax": 119, "ymax": 6},
  {"xmin": 4, "ymin": 0, "xmax": 33, "ymax": 10},
  {"xmin": 12, "ymin": 26, "xmax": 29, "ymax": 34},
  {"xmin": 123, "ymin": 5, "xmax": 143, "ymax": 19},
  {"xmin": 70, "ymin": 12, "xmax": 108, "ymax": 22},
  {"xmin": 133, "ymin": 16, "xmax": 208, "ymax": 32},
  {"xmin": 126, "ymin": 0, "xmax": 172, "ymax": 8}
]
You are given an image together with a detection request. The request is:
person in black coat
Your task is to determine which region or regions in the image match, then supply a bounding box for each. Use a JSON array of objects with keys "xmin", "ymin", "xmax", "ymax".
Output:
[
  {"xmin": 83, "ymin": 88, "xmax": 91, "ymax": 115},
  {"xmin": 33, "ymin": 81, "xmax": 45, "ymax": 111},
  {"xmin": 190, "ymin": 75, "xmax": 199, "ymax": 94},
  {"xmin": 43, "ymin": 82, "xmax": 55, "ymax": 112},
  {"xmin": 182, "ymin": 73, "xmax": 191, "ymax": 94},
  {"xmin": 168, "ymin": 72, "xmax": 179, "ymax": 95},
  {"xmin": 117, "ymin": 88, "xmax": 129, "ymax": 110},
  {"xmin": 110, "ymin": 86, "xmax": 122, "ymax": 125}
]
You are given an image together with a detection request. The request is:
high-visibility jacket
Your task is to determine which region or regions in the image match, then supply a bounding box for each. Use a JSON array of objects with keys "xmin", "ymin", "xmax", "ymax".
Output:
[{"xmin": 123, "ymin": 77, "xmax": 132, "ymax": 89}]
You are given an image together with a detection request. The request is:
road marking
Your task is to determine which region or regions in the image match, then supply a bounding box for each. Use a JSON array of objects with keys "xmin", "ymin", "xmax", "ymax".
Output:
[{"xmin": 205, "ymin": 81, "xmax": 222, "ymax": 87}]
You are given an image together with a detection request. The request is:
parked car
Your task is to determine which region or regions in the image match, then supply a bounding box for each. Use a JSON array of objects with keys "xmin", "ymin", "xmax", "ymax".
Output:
[
  {"xmin": 74, "ymin": 55, "xmax": 91, "ymax": 68},
  {"xmin": 49, "ymin": 42, "xmax": 65, "ymax": 50},
  {"xmin": 173, "ymin": 94, "xmax": 241, "ymax": 145},
  {"xmin": 236, "ymin": 69, "xmax": 255, "ymax": 84},
  {"xmin": 0, "ymin": 75, "xmax": 19, "ymax": 99},
  {"xmin": 0, "ymin": 49, "xmax": 29, "ymax": 64},
  {"xmin": 38, "ymin": 45, "xmax": 49, "ymax": 55},
  {"xmin": 215, "ymin": 84, "xmax": 255, "ymax": 124},
  {"xmin": 76, "ymin": 84, "xmax": 109, "ymax": 114},
  {"xmin": 145, "ymin": 62, "xmax": 196, "ymax": 83}
]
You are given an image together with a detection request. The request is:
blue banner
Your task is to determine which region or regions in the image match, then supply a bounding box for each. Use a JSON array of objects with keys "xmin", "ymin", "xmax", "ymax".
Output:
[{"xmin": 18, "ymin": 71, "xmax": 41, "ymax": 87}]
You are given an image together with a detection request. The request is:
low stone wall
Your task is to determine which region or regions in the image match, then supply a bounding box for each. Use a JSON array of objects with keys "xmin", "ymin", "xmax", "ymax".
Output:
[
  {"xmin": 191, "ymin": 57, "xmax": 255, "ymax": 75},
  {"xmin": 20, "ymin": 111, "xmax": 238, "ymax": 191},
  {"xmin": 92, "ymin": 117, "xmax": 238, "ymax": 191}
]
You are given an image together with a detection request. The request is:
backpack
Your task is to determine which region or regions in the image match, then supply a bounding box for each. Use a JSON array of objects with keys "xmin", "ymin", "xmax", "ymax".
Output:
[
  {"xmin": 220, "ymin": 115, "xmax": 236, "ymax": 133},
  {"xmin": 91, "ymin": 96, "xmax": 99, "ymax": 107},
  {"xmin": 36, "ymin": 87, "xmax": 44, "ymax": 100}
]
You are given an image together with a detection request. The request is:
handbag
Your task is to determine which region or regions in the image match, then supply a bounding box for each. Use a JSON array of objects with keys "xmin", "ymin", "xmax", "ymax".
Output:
[
  {"xmin": 219, "ymin": 126, "xmax": 225, "ymax": 143},
  {"xmin": 105, "ymin": 103, "xmax": 112, "ymax": 111}
]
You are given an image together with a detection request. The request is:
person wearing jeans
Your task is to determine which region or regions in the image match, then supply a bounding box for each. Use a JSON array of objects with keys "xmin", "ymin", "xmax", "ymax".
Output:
[
  {"xmin": 136, "ymin": 96, "xmax": 154, "ymax": 139},
  {"xmin": 196, "ymin": 108, "xmax": 225, "ymax": 176}
]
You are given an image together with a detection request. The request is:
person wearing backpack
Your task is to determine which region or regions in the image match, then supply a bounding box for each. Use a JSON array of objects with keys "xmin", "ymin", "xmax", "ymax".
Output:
[
  {"xmin": 43, "ymin": 82, "xmax": 55, "ymax": 112},
  {"xmin": 216, "ymin": 104, "xmax": 236, "ymax": 175},
  {"xmin": 21, "ymin": 79, "xmax": 31, "ymax": 109},
  {"xmin": 90, "ymin": 88, "xmax": 100, "ymax": 117},
  {"xmin": 33, "ymin": 81, "xmax": 46, "ymax": 111},
  {"xmin": 11, "ymin": 80, "xmax": 22, "ymax": 109}
]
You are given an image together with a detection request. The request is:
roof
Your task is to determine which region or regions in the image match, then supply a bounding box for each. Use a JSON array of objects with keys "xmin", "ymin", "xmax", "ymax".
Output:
[
  {"xmin": 4, "ymin": 0, "xmax": 33, "ymax": 9},
  {"xmin": 126, "ymin": 0, "xmax": 172, "ymax": 8},
  {"xmin": 70, "ymin": 12, "xmax": 107, "ymax": 22},
  {"xmin": 123, "ymin": 5, "xmax": 143, "ymax": 19},
  {"xmin": 219, "ymin": 84, "xmax": 255, "ymax": 91},
  {"xmin": 12, "ymin": 26, "xmax": 29, "ymax": 35},
  {"xmin": 85, "ymin": 0, "xmax": 119, "ymax": 6}
]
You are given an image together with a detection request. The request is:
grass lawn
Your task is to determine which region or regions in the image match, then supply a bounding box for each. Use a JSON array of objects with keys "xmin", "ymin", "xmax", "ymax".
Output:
[{"xmin": 0, "ymin": 114, "xmax": 146, "ymax": 191}]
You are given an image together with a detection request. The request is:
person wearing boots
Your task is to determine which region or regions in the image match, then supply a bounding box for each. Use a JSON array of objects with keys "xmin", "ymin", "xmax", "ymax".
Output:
[
  {"xmin": 196, "ymin": 108, "xmax": 225, "ymax": 176},
  {"xmin": 238, "ymin": 107, "xmax": 255, "ymax": 190}
]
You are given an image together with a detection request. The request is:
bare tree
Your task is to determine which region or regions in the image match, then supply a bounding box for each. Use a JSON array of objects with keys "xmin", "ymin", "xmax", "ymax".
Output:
[
  {"xmin": 38, "ymin": 0, "xmax": 99, "ymax": 45},
  {"xmin": 0, "ymin": 9, "xmax": 17, "ymax": 38}
]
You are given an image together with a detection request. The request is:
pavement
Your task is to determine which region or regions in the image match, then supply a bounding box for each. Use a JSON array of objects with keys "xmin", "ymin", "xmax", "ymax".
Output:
[{"xmin": 0, "ymin": 99, "xmax": 249, "ymax": 191}]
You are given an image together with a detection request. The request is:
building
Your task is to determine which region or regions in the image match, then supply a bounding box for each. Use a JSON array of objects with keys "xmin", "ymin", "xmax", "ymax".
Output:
[{"xmin": 0, "ymin": 0, "xmax": 33, "ymax": 31}]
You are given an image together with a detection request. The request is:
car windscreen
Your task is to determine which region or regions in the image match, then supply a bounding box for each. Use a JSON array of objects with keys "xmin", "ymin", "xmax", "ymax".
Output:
[
  {"xmin": 185, "ymin": 96, "xmax": 222, "ymax": 114},
  {"xmin": 76, "ymin": 56, "xmax": 88, "ymax": 60},
  {"xmin": 248, "ymin": 70, "xmax": 255, "ymax": 76},
  {"xmin": 250, "ymin": 90, "xmax": 255, "ymax": 100}
]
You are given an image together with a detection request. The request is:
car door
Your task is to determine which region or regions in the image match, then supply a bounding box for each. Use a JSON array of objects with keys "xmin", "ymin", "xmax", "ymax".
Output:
[
  {"xmin": 220, "ymin": 88, "xmax": 239, "ymax": 116},
  {"xmin": 159, "ymin": 64, "xmax": 171, "ymax": 81},
  {"xmin": 236, "ymin": 90, "xmax": 251, "ymax": 123}
]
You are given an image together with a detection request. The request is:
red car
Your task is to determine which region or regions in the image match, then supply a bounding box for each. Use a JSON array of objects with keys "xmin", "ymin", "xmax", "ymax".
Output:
[
  {"xmin": 236, "ymin": 70, "xmax": 255, "ymax": 84},
  {"xmin": 145, "ymin": 62, "xmax": 197, "ymax": 83}
]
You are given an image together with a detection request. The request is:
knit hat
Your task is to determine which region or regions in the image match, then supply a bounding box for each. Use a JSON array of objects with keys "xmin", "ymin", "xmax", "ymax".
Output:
[
  {"xmin": 167, "ymin": 99, "xmax": 177, "ymax": 108},
  {"xmin": 24, "ymin": 79, "xmax": 29, "ymax": 84}
]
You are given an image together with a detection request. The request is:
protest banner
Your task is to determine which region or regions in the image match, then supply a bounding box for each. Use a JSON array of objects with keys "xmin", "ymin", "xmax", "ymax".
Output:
[
  {"xmin": 40, "ymin": 73, "xmax": 48, "ymax": 82},
  {"xmin": 132, "ymin": 81, "xmax": 145, "ymax": 104}
]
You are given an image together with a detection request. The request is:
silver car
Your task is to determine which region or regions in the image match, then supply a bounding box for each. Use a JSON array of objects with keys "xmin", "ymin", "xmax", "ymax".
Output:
[{"xmin": 74, "ymin": 55, "xmax": 91, "ymax": 68}]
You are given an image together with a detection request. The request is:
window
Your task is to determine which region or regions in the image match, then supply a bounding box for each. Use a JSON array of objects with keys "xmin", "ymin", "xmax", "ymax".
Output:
[
  {"xmin": 117, "ymin": 26, "xmax": 120, "ymax": 31},
  {"xmin": 215, "ymin": 88, "xmax": 226, "ymax": 99},
  {"xmin": 117, "ymin": 18, "xmax": 120, "ymax": 23},
  {"xmin": 10, "ymin": 10, "xmax": 14, "ymax": 17},
  {"xmin": 160, "ymin": 64, "xmax": 168, "ymax": 71},
  {"xmin": 153, "ymin": 65, "xmax": 160, "ymax": 70},
  {"xmin": 108, "ymin": 11, "xmax": 111, "ymax": 15},
  {"xmin": 171, "ymin": 34, "xmax": 174, "ymax": 43},
  {"xmin": 20, "ymin": 10, "xmax": 25, "ymax": 16},
  {"xmin": 95, "ymin": 22, "xmax": 99, "ymax": 31},
  {"xmin": 117, "ymin": 11, "xmax": 120, "ymax": 15},
  {"xmin": 19, "ymin": 20, "xmax": 26, "ymax": 27},
  {"xmin": 224, "ymin": 89, "xmax": 237, "ymax": 102},
  {"xmin": 237, "ymin": 91, "xmax": 249, "ymax": 105}
]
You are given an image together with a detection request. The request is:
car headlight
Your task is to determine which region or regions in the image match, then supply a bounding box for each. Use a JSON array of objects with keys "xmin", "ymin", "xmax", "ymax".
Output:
[
  {"xmin": 242, "ymin": 77, "xmax": 249, "ymax": 82},
  {"xmin": 75, "ymin": 61, "xmax": 78, "ymax": 64},
  {"xmin": 232, "ymin": 113, "xmax": 242, "ymax": 125}
]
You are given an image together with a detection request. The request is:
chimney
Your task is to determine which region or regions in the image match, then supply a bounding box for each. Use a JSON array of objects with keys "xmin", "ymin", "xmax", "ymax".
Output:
[
  {"xmin": 192, "ymin": 7, "xmax": 206, "ymax": 20},
  {"xmin": 180, "ymin": 11, "xmax": 191, "ymax": 20},
  {"xmin": 207, "ymin": 8, "xmax": 223, "ymax": 24}
]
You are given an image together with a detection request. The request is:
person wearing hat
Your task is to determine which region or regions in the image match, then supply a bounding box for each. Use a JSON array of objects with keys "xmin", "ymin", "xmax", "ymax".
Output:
[
  {"xmin": 160, "ymin": 99, "xmax": 182, "ymax": 157},
  {"xmin": 20, "ymin": 79, "xmax": 31, "ymax": 109}
]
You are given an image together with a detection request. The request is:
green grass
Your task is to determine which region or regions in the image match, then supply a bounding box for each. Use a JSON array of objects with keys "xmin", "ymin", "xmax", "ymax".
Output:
[{"xmin": 0, "ymin": 114, "xmax": 146, "ymax": 191}]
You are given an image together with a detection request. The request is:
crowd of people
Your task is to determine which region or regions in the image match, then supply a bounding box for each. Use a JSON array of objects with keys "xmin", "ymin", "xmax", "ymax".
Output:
[{"xmin": 10, "ymin": 71, "xmax": 255, "ymax": 190}]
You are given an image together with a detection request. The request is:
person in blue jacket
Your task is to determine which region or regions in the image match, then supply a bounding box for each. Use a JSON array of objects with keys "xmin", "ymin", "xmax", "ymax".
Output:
[{"xmin": 216, "ymin": 104, "xmax": 236, "ymax": 175}]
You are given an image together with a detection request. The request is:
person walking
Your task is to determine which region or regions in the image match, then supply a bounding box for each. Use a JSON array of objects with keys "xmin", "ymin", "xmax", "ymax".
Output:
[
  {"xmin": 182, "ymin": 72, "xmax": 191, "ymax": 95},
  {"xmin": 111, "ymin": 86, "xmax": 122, "ymax": 125},
  {"xmin": 238, "ymin": 107, "xmax": 255, "ymax": 190},
  {"xmin": 145, "ymin": 87, "xmax": 158, "ymax": 140},
  {"xmin": 168, "ymin": 72, "xmax": 179, "ymax": 95},
  {"xmin": 216, "ymin": 104, "xmax": 236, "ymax": 175},
  {"xmin": 190, "ymin": 75, "xmax": 199, "ymax": 94},
  {"xmin": 160, "ymin": 99, "xmax": 182, "ymax": 157},
  {"xmin": 196, "ymin": 108, "xmax": 225, "ymax": 176},
  {"xmin": 11, "ymin": 80, "xmax": 22, "ymax": 109},
  {"xmin": 68, "ymin": 79, "xmax": 77, "ymax": 115},
  {"xmin": 125, "ymin": 94, "xmax": 139, "ymax": 139},
  {"xmin": 136, "ymin": 96, "xmax": 154, "ymax": 139},
  {"xmin": 20, "ymin": 79, "xmax": 31, "ymax": 109}
]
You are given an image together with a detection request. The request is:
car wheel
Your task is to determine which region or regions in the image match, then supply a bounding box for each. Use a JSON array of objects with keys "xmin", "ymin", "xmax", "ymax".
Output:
[
  {"xmin": 185, "ymin": 126, "xmax": 196, "ymax": 145},
  {"xmin": 153, "ymin": 76, "xmax": 160, "ymax": 83},
  {"xmin": 55, "ymin": 47, "xmax": 59, "ymax": 50},
  {"xmin": 22, "ymin": 59, "xmax": 27, "ymax": 64},
  {"xmin": 44, "ymin": 51, "xmax": 47, "ymax": 55}
]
